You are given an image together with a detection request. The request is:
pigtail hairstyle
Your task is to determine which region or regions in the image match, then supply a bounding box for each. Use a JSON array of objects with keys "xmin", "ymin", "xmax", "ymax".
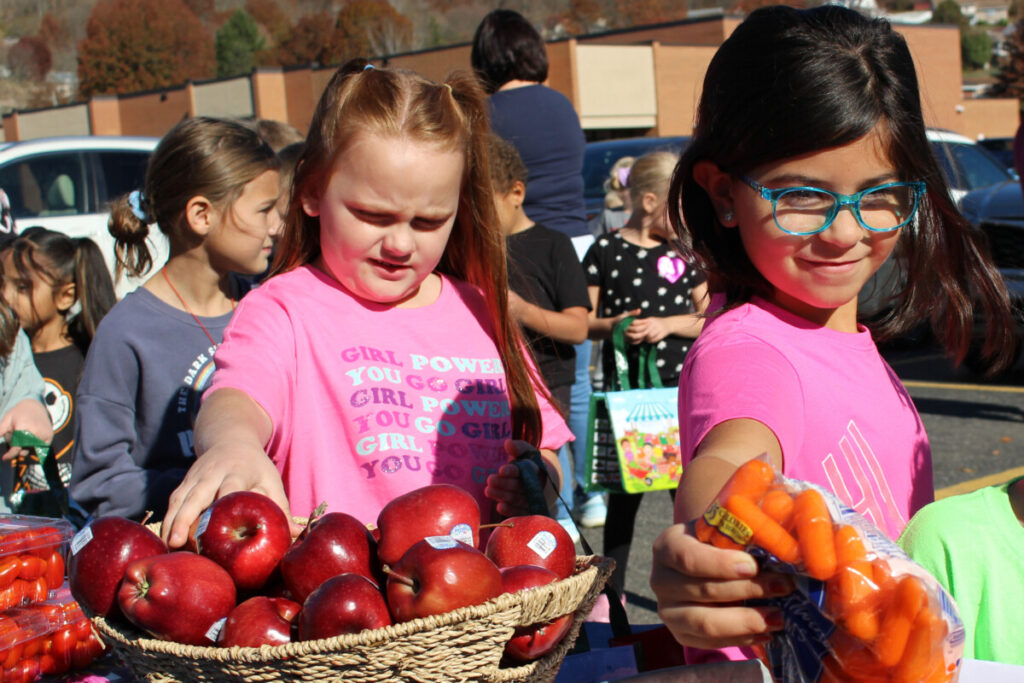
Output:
[
  {"xmin": 668, "ymin": 4, "xmax": 1015, "ymax": 371},
  {"xmin": 109, "ymin": 116, "xmax": 279, "ymax": 282},
  {"xmin": 6, "ymin": 229, "xmax": 116, "ymax": 353},
  {"xmin": 273, "ymin": 58, "xmax": 545, "ymax": 445},
  {"xmin": 0, "ymin": 297, "xmax": 18, "ymax": 360}
]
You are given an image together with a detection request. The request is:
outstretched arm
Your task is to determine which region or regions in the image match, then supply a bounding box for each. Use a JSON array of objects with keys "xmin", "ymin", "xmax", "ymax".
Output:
[{"xmin": 162, "ymin": 388, "xmax": 294, "ymax": 547}]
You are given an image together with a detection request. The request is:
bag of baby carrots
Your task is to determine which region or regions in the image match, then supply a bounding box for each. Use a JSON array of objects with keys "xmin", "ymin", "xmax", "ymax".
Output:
[{"xmin": 697, "ymin": 456, "xmax": 964, "ymax": 683}]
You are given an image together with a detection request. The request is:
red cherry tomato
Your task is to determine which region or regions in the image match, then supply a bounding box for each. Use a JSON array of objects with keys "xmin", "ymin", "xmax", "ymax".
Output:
[
  {"xmin": 49, "ymin": 627, "xmax": 74, "ymax": 674},
  {"xmin": 37, "ymin": 653, "xmax": 56, "ymax": 675},
  {"xmin": 2, "ymin": 642, "xmax": 23, "ymax": 670},
  {"xmin": 0, "ymin": 560, "xmax": 20, "ymax": 591},
  {"xmin": 16, "ymin": 558, "xmax": 43, "ymax": 583},
  {"xmin": 43, "ymin": 552, "xmax": 64, "ymax": 589}
]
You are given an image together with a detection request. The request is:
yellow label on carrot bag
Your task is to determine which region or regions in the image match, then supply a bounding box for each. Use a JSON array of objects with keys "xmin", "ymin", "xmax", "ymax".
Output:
[{"xmin": 704, "ymin": 500, "xmax": 753, "ymax": 545}]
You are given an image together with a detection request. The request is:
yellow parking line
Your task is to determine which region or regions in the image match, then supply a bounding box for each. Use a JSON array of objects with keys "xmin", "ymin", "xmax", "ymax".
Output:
[
  {"xmin": 935, "ymin": 465, "xmax": 1024, "ymax": 500},
  {"xmin": 902, "ymin": 380, "xmax": 1024, "ymax": 393}
]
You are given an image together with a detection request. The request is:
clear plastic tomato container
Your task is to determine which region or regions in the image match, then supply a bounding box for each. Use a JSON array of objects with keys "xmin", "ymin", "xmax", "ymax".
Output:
[
  {"xmin": 0, "ymin": 516, "xmax": 73, "ymax": 611},
  {"xmin": 0, "ymin": 586, "xmax": 109, "ymax": 681}
]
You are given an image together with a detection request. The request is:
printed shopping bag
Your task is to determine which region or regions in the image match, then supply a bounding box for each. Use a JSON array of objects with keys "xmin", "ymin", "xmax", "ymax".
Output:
[{"xmin": 584, "ymin": 318, "xmax": 683, "ymax": 494}]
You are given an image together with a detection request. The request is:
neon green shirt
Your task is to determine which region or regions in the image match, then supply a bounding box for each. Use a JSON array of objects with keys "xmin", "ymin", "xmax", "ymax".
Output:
[{"xmin": 898, "ymin": 479, "xmax": 1024, "ymax": 665}]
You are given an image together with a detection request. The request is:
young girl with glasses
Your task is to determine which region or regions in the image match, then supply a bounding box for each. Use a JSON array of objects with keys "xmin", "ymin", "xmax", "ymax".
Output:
[{"xmin": 649, "ymin": 4, "xmax": 1015, "ymax": 664}]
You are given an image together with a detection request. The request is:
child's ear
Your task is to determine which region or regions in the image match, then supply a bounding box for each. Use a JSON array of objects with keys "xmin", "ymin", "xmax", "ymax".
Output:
[
  {"xmin": 640, "ymin": 191, "xmax": 661, "ymax": 215},
  {"xmin": 184, "ymin": 196, "xmax": 216, "ymax": 235},
  {"xmin": 693, "ymin": 160, "xmax": 738, "ymax": 227},
  {"xmin": 55, "ymin": 282, "xmax": 75, "ymax": 314},
  {"xmin": 300, "ymin": 190, "xmax": 320, "ymax": 218},
  {"xmin": 510, "ymin": 180, "xmax": 526, "ymax": 205}
]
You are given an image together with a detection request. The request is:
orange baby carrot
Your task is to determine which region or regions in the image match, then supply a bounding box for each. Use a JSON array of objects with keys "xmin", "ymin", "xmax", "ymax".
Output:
[
  {"xmin": 695, "ymin": 517, "xmax": 714, "ymax": 543},
  {"xmin": 710, "ymin": 529, "xmax": 744, "ymax": 550},
  {"xmin": 760, "ymin": 488, "xmax": 795, "ymax": 528},
  {"xmin": 720, "ymin": 458, "xmax": 775, "ymax": 504},
  {"xmin": 893, "ymin": 606, "xmax": 941, "ymax": 683},
  {"xmin": 874, "ymin": 575, "xmax": 926, "ymax": 667},
  {"xmin": 723, "ymin": 494, "xmax": 800, "ymax": 563},
  {"xmin": 831, "ymin": 564, "xmax": 881, "ymax": 641},
  {"xmin": 793, "ymin": 489, "xmax": 837, "ymax": 581},
  {"xmin": 834, "ymin": 525, "xmax": 867, "ymax": 565},
  {"xmin": 828, "ymin": 631, "xmax": 888, "ymax": 681}
]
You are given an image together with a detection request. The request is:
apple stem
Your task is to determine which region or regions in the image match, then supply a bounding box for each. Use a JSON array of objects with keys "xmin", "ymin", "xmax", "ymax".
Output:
[
  {"xmin": 309, "ymin": 501, "xmax": 328, "ymax": 526},
  {"xmin": 479, "ymin": 522, "xmax": 514, "ymax": 530},
  {"xmin": 141, "ymin": 510, "xmax": 154, "ymax": 526},
  {"xmin": 381, "ymin": 564, "xmax": 416, "ymax": 589}
]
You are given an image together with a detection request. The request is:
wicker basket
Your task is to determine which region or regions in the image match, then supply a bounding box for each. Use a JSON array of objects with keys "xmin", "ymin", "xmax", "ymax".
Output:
[{"xmin": 91, "ymin": 554, "xmax": 614, "ymax": 682}]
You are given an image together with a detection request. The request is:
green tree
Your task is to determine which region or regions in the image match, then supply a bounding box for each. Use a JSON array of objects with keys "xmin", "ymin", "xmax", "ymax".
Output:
[
  {"xmin": 931, "ymin": 0, "xmax": 966, "ymax": 27},
  {"xmin": 78, "ymin": 0, "xmax": 214, "ymax": 97},
  {"xmin": 961, "ymin": 28, "xmax": 993, "ymax": 69},
  {"xmin": 216, "ymin": 9, "xmax": 266, "ymax": 77}
]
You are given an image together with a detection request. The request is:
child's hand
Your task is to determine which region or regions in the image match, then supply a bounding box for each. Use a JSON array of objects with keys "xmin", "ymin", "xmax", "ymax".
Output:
[
  {"xmin": 0, "ymin": 399, "xmax": 53, "ymax": 461},
  {"xmin": 484, "ymin": 440, "xmax": 557, "ymax": 518},
  {"xmin": 507, "ymin": 290, "xmax": 528, "ymax": 324},
  {"xmin": 162, "ymin": 444, "xmax": 296, "ymax": 548},
  {"xmin": 626, "ymin": 316, "xmax": 671, "ymax": 344},
  {"xmin": 650, "ymin": 522, "xmax": 792, "ymax": 649}
]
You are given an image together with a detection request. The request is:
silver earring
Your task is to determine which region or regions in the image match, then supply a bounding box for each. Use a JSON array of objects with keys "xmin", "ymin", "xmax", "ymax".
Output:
[{"xmin": 723, "ymin": 211, "xmax": 734, "ymax": 223}]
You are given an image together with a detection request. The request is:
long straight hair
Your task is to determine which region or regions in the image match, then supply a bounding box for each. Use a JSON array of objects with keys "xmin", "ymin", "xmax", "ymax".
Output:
[
  {"xmin": 668, "ymin": 5, "xmax": 1015, "ymax": 369},
  {"xmin": 272, "ymin": 58, "xmax": 544, "ymax": 444}
]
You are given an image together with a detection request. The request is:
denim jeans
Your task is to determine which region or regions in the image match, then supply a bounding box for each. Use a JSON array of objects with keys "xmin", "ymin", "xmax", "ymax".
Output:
[{"xmin": 570, "ymin": 339, "xmax": 594, "ymax": 496}]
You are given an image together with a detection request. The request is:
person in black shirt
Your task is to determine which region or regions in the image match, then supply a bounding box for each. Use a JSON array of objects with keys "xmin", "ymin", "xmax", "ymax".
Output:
[{"xmin": 489, "ymin": 134, "xmax": 590, "ymax": 540}]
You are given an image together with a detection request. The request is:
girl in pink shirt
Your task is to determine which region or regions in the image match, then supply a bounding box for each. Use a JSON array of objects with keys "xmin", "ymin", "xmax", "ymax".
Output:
[
  {"xmin": 649, "ymin": 4, "xmax": 1016, "ymax": 662},
  {"xmin": 161, "ymin": 60, "xmax": 571, "ymax": 548}
]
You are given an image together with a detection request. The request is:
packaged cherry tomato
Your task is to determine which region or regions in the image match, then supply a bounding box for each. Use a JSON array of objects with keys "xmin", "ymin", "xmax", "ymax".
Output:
[
  {"xmin": 698, "ymin": 456, "xmax": 964, "ymax": 683},
  {"xmin": 0, "ymin": 587, "xmax": 109, "ymax": 682},
  {"xmin": 0, "ymin": 516, "xmax": 73, "ymax": 612}
]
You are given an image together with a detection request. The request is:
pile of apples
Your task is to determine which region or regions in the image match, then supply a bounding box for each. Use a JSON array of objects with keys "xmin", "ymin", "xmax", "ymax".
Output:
[{"xmin": 68, "ymin": 484, "xmax": 580, "ymax": 663}]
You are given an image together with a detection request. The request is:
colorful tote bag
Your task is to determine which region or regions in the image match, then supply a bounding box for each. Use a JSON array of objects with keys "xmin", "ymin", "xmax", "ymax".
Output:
[{"xmin": 583, "ymin": 318, "xmax": 682, "ymax": 494}]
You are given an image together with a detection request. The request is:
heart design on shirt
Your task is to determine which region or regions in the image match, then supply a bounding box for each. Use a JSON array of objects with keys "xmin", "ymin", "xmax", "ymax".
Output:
[{"xmin": 656, "ymin": 255, "xmax": 686, "ymax": 283}]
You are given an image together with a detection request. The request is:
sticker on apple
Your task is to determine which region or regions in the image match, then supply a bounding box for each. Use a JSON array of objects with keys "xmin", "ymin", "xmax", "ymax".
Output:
[
  {"xmin": 527, "ymin": 531, "xmax": 557, "ymax": 559},
  {"xmin": 425, "ymin": 535, "xmax": 458, "ymax": 550},
  {"xmin": 449, "ymin": 523, "xmax": 473, "ymax": 546},
  {"xmin": 206, "ymin": 617, "xmax": 226, "ymax": 643},
  {"xmin": 70, "ymin": 526, "xmax": 93, "ymax": 556},
  {"xmin": 195, "ymin": 509, "xmax": 212, "ymax": 538}
]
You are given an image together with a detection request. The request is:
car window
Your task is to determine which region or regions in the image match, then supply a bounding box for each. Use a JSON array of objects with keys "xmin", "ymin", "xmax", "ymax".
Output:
[
  {"xmin": 582, "ymin": 138, "xmax": 689, "ymax": 201},
  {"xmin": 0, "ymin": 153, "xmax": 87, "ymax": 220},
  {"xmin": 93, "ymin": 150, "xmax": 151, "ymax": 208},
  {"xmin": 931, "ymin": 141, "xmax": 1011, "ymax": 193}
]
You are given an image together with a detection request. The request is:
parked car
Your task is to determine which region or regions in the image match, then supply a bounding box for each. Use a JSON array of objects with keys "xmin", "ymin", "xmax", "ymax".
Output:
[
  {"xmin": 927, "ymin": 129, "xmax": 1015, "ymax": 203},
  {"xmin": 582, "ymin": 136, "xmax": 690, "ymax": 223},
  {"xmin": 0, "ymin": 136, "xmax": 166, "ymax": 297},
  {"xmin": 977, "ymin": 136, "xmax": 1017, "ymax": 176}
]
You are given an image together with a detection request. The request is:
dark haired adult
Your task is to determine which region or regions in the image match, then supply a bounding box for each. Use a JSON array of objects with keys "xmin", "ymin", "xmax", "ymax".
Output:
[
  {"xmin": 473, "ymin": 9, "xmax": 602, "ymax": 533},
  {"xmin": 647, "ymin": 4, "xmax": 1015, "ymax": 666}
]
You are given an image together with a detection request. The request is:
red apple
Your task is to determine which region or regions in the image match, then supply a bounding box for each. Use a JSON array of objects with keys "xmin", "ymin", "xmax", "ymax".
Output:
[
  {"xmin": 298, "ymin": 574, "xmax": 392, "ymax": 641},
  {"xmin": 500, "ymin": 565, "xmax": 573, "ymax": 662},
  {"xmin": 385, "ymin": 536, "xmax": 502, "ymax": 623},
  {"xmin": 118, "ymin": 552, "xmax": 237, "ymax": 645},
  {"xmin": 188, "ymin": 491, "xmax": 292, "ymax": 593},
  {"xmin": 484, "ymin": 515, "xmax": 576, "ymax": 580},
  {"xmin": 218, "ymin": 596, "xmax": 300, "ymax": 648},
  {"xmin": 67, "ymin": 516, "xmax": 167, "ymax": 618},
  {"xmin": 279, "ymin": 512, "xmax": 379, "ymax": 603},
  {"xmin": 376, "ymin": 484, "xmax": 480, "ymax": 567}
]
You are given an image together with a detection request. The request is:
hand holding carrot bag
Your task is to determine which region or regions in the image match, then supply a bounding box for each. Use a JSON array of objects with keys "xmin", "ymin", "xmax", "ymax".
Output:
[{"xmin": 697, "ymin": 456, "xmax": 964, "ymax": 683}]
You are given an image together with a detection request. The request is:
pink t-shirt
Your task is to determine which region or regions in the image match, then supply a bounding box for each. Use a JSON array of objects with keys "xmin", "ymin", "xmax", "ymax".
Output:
[
  {"xmin": 209, "ymin": 265, "xmax": 572, "ymax": 523},
  {"xmin": 679, "ymin": 297, "xmax": 933, "ymax": 666},
  {"xmin": 681, "ymin": 296, "xmax": 933, "ymax": 539}
]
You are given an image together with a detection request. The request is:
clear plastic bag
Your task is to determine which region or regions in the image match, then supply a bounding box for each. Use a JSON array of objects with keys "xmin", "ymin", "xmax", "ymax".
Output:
[{"xmin": 697, "ymin": 456, "xmax": 963, "ymax": 683}]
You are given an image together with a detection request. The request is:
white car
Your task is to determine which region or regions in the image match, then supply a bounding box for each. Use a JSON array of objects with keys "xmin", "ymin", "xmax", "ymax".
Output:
[{"xmin": 0, "ymin": 136, "xmax": 168, "ymax": 297}]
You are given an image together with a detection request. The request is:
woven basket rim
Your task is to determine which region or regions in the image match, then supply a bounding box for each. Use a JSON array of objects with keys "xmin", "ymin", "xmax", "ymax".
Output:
[{"xmin": 92, "ymin": 554, "xmax": 613, "ymax": 663}]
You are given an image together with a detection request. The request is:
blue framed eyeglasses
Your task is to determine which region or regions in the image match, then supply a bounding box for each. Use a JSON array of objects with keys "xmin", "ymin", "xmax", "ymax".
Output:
[{"xmin": 740, "ymin": 175, "xmax": 927, "ymax": 236}]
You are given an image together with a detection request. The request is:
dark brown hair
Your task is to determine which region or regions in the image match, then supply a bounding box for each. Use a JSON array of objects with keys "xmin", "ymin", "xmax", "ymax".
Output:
[
  {"xmin": 471, "ymin": 9, "xmax": 549, "ymax": 94},
  {"xmin": 668, "ymin": 5, "xmax": 1015, "ymax": 370},
  {"xmin": 6, "ymin": 228, "xmax": 116, "ymax": 352},
  {"xmin": 272, "ymin": 58, "xmax": 545, "ymax": 444},
  {"xmin": 487, "ymin": 133, "xmax": 528, "ymax": 193},
  {"xmin": 108, "ymin": 116, "xmax": 279, "ymax": 280}
]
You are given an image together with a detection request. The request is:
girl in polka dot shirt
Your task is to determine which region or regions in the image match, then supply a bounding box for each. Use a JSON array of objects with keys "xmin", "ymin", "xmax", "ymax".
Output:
[{"xmin": 582, "ymin": 150, "xmax": 708, "ymax": 601}]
